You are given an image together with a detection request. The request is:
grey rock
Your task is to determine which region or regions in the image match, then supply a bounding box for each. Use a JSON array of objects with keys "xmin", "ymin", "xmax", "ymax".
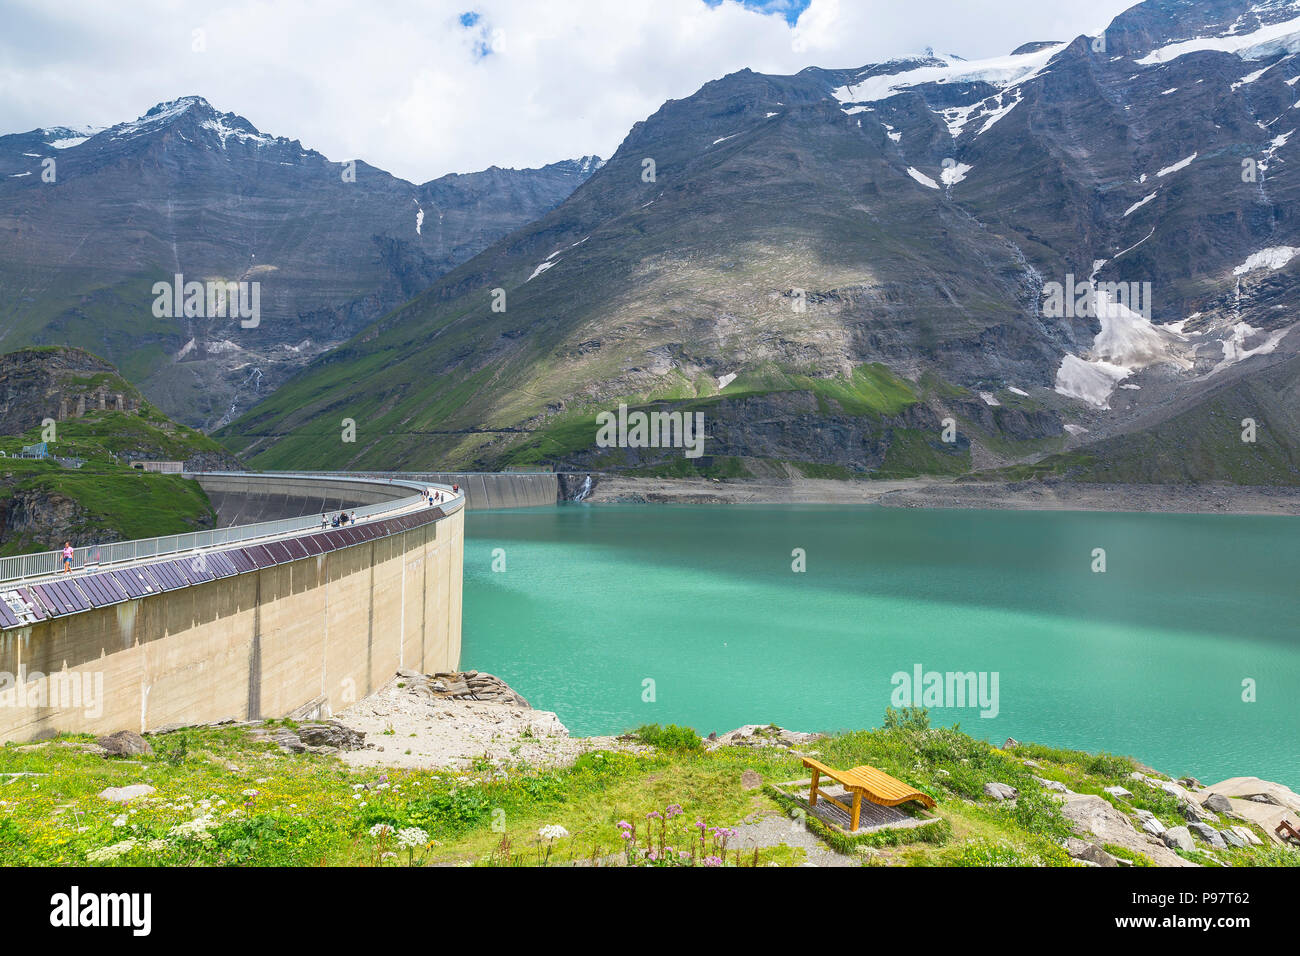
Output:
[
  {"xmin": 1002, "ymin": 738, "xmax": 1020, "ymax": 750},
  {"xmin": 1066, "ymin": 838, "xmax": 1120, "ymax": 867},
  {"xmin": 1221, "ymin": 829, "xmax": 1247, "ymax": 849},
  {"xmin": 96, "ymin": 730, "xmax": 153, "ymax": 757},
  {"xmin": 1202, "ymin": 792, "xmax": 1232, "ymax": 813},
  {"xmin": 1188, "ymin": 822, "xmax": 1226, "ymax": 848},
  {"xmin": 1135, "ymin": 810, "xmax": 1166, "ymax": 836},
  {"xmin": 295, "ymin": 722, "xmax": 365, "ymax": 751},
  {"xmin": 99, "ymin": 784, "xmax": 155, "ymax": 803},
  {"xmin": 1032, "ymin": 775, "xmax": 1069, "ymax": 794},
  {"xmin": 1139, "ymin": 816, "xmax": 1167, "ymax": 837},
  {"xmin": 1161, "ymin": 826, "xmax": 1195, "ymax": 852},
  {"xmin": 1230, "ymin": 825, "xmax": 1263, "ymax": 847},
  {"xmin": 1104, "ymin": 785, "xmax": 1133, "ymax": 799},
  {"xmin": 984, "ymin": 781, "xmax": 1019, "ymax": 801},
  {"xmin": 396, "ymin": 669, "xmax": 423, "ymax": 680}
]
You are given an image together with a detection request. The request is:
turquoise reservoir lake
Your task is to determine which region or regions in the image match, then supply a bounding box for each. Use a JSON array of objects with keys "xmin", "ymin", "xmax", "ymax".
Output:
[{"xmin": 463, "ymin": 504, "xmax": 1300, "ymax": 787}]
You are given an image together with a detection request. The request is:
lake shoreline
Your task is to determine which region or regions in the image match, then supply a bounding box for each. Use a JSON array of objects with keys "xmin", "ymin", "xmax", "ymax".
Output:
[{"xmin": 577, "ymin": 476, "xmax": 1300, "ymax": 516}]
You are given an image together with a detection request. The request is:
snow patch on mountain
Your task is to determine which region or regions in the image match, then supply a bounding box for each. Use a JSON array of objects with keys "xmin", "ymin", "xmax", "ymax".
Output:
[
  {"xmin": 906, "ymin": 167, "xmax": 940, "ymax": 189},
  {"xmin": 1155, "ymin": 152, "xmax": 1197, "ymax": 177},
  {"xmin": 1124, "ymin": 191, "xmax": 1158, "ymax": 216},
  {"xmin": 200, "ymin": 115, "xmax": 274, "ymax": 148},
  {"xmin": 1214, "ymin": 322, "xmax": 1290, "ymax": 371},
  {"xmin": 1233, "ymin": 245, "xmax": 1300, "ymax": 274},
  {"xmin": 1136, "ymin": 14, "xmax": 1300, "ymax": 65},
  {"xmin": 979, "ymin": 391, "xmax": 1000, "ymax": 406},
  {"xmin": 976, "ymin": 90, "xmax": 1023, "ymax": 135},
  {"xmin": 831, "ymin": 43, "xmax": 1064, "ymax": 107},
  {"xmin": 527, "ymin": 260, "xmax": 557, "ymax": 281},
  {"xmin": 1054, "ymin": 289, "xmax": 1191, "ymax": 408},
  {"xmin": 941, "ymin": 162, "xmax": 973, "ymax": 185},
  {"xmin": 1232, "ymin": 66, "xmax": 1271, "ymax": 89},
  {"xmin": 1055, "ymin": 354, "xmax": 1131, "ymax": 408}
]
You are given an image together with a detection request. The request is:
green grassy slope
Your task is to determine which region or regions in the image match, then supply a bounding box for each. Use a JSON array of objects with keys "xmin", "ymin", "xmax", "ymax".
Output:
[{"xmin": 0, "ymin": 713, "xmax": 1290, "ymax": 867}]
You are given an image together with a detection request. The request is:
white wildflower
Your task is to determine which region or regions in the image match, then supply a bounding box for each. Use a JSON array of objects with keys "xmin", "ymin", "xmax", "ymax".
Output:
[
  {"xmin": 395, "ymin": 827, "xmax": 429, "ymax": 848},
  {"xmin": 87, "ymin": 839, "xmax": 137, "ymax": 862}
]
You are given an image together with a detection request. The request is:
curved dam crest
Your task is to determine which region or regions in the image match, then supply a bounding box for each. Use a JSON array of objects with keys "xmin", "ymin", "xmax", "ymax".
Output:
[{"xmin": 0, "ymin": 473, "xmax": 464, "ymax": 742}]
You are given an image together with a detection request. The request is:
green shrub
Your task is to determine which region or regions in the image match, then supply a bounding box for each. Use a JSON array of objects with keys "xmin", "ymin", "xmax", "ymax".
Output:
[
  {"xmin": 633, "ymin": 724, "xmax": 703, "ymax": 753},
  {"xmin": 882, "ymin": 706, "xmax": 930, "ymax": 733}
]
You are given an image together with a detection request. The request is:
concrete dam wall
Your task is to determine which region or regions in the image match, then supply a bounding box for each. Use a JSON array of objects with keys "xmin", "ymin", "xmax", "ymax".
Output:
[
  {"xmin": 0, "ymin": 475, "xmax": 464, "ymax": 742},
  {"xmin": 306, "ymin": 472, "xmax": 560, "ymax": 510},
  {"xmin": 197, "ymin": 473, "xmax": 420, "ymax": 526}
]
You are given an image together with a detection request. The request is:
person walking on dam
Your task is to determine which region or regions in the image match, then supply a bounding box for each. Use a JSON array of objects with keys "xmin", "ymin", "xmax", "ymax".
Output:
[{"xmin": 61, "ymin": 541, "xmax": 74, "ymax": 573}]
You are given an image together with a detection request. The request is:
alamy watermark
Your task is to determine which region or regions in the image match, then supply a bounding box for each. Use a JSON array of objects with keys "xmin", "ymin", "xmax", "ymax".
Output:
[
  {"xmin": 1042, "ymin": 274, "xmax": 1152, "ymax": 320},
  {"xmin": 151, "ymin": 273, "xmax": 260, "ymax": 327},
  {"xmin": 0, "ymin": 669, "xmax": 104, "ymax": 717},
  {"xmin": 890, "ymin": 664, "xmax": 999, "ymax": 718},
  {"xmin": 596, "ymin": 404, "xmax": 705, "ymax": 459}
]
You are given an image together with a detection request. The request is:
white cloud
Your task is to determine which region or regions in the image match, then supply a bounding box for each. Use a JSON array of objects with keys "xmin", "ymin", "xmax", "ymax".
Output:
[{"xmin": 0, "ymin": 0, "xmax": 1133, "ymax": 182}]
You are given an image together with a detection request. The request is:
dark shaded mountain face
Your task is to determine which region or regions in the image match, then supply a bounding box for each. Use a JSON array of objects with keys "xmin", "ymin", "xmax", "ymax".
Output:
[
  {"xmin": 225, "ymin": 3, "xmax": 1300, "ymax": 482},
  {"xmin": 0, "ymin": 96, "xmax": 601, "ymax": 429}
]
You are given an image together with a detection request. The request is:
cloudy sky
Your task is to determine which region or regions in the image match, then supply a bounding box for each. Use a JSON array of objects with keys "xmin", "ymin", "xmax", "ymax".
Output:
[{"xmin": 0, "ymin": 0, "xmax": 1136, "ymax": 182}]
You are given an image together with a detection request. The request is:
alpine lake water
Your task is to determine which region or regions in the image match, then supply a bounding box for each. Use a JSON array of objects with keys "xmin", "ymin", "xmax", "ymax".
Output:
[{"xmin": 463, "ymin": 503, "xmax": 1300, "ymax": 788}]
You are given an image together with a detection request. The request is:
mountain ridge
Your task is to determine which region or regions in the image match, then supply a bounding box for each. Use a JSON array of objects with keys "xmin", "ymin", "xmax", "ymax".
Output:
[{"xmin": 0, "ymin": 94, "xmax": 601, "ymax": 430}]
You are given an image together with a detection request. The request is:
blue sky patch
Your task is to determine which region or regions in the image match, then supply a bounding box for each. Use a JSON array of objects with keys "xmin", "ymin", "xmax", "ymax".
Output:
[{"xmin": 702, "ymin": 0, "xmax": 811, "ymax": 26}]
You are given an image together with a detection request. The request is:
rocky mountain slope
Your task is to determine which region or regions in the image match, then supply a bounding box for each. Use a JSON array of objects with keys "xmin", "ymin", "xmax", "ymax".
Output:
[
  {"xmin": 0, "ymin": 347, "xmax": 232, "ymax": 553},
  {"xmin": 218, "ymin": 0, "xmax": 1300, "ymax": 484},
  {"xmin": 0, "ymin": 97, "xmax": 600, "ymax": 429}
]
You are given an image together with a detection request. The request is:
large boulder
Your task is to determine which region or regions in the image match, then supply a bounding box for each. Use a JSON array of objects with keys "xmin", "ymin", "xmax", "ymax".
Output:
[
  {"xmin": 1188, "ymin": 822, "xmax": 1226, "ymax": 848},
  {"xmin": 1204, "ymin": 777, "xmax": 1300, "ymax": 814},
  {"xmin": 1059, "ymin": 794, "xmax": 1195, "ymax": 866},
  {"xmin": 1161, "ymin": 826, "xmax": 1195, "ymax": 852},
  {"xmin": 1135, "ymin": 809, "xmax": 1166, "ymax": 836},
  {"xmin": 1221, "ymin": 829, "xmax": 1248, "ymax": 849},
  {"xmin": 96, "ymin": 731, "xmax": 153, "ymax": 757},
  {"xmin": 984, "ymin": 781, "xmax": 1019, "ymax": 801},
  {"xmin": 1066, "ymin": 839, "xmax": 1120, "ymax": 867},
  {"xmin": 99, "ymin": 784, "xmax": 155, "ymax": 803},
  {"xmin": 1229, "ymin": 825, "xmax": 1263, "ymax": 847},
  {"xmin": 294, "ymin": 722, "xmax": 365, "ymax": 751},
  {"xmin": 1202, "ymin": 792, "xmax": 1233, "ymax": 814}
]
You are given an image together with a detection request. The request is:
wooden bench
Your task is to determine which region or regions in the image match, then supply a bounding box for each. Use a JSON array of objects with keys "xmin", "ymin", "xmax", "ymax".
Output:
[{"xmin": 802, "ymin": 757, "xmax": 936, "ymax": 832}]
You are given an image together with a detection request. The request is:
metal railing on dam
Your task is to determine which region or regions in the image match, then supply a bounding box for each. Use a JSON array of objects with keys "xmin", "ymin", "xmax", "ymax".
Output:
[
  {"xmin": 298, "ymin": 470, "xmax": 561, "ymax": 510},
  {"xmin": 0, "ymin": 472, "xmax": 440, "ymax": 583},
  {"xmin": 0, "ymin": 471, "xmax": 465, "ymax": 742}
]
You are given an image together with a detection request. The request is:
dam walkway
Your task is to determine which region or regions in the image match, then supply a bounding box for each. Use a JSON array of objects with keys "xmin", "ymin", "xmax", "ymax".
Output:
[{"xmin": 0, "ymin": 471, "xmax": 467, "ymax": 741}]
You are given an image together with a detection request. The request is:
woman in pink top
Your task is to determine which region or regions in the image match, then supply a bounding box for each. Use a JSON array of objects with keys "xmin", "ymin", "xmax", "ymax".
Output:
[{"xmin": 61, "ymin": 541, "xmax": 74, "ymax": 573}]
